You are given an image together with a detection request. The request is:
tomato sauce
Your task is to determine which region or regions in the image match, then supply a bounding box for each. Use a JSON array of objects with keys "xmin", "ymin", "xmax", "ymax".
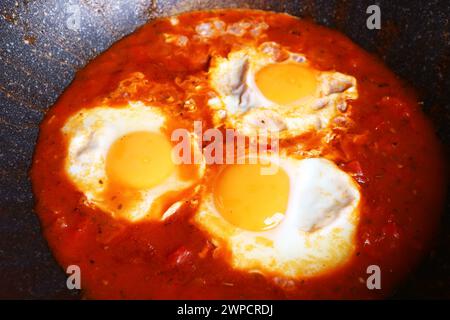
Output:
[{"xmin": 31, "ymin": 9, "xmax": 447, "ymax": 299}]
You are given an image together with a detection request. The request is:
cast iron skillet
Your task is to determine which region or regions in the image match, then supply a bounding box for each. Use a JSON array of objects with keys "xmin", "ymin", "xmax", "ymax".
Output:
[{"xmin": 0, "ymin": 0, "xmax": 448, "ymax": 299}]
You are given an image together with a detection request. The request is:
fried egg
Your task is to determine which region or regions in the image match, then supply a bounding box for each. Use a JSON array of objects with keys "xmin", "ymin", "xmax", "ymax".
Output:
[
  {"xmin": 208, "ymin": 42, "xmax": 358, "ymax": 137},
  {"xmin": 194, "ymin": 155, "xmax": 360, "ymax": 278},
  {"xmin": 62, "ymin": 101, "xmax": 204, "ymax": 221}
]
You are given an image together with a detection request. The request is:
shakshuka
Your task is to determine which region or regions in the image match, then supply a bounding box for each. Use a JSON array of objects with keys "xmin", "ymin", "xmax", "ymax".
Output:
[{"xmin": 30, "ymin": 9, "xmax": 447, "ymax": 299}]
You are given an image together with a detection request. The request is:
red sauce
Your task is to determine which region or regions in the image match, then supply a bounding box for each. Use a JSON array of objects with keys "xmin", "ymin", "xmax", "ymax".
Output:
[{"xmin": 31, "ymin": 9, "xmax": 447, "ymax": 299}]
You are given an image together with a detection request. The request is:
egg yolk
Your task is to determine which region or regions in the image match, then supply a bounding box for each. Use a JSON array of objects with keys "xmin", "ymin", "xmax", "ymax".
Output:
[
  {"xmin": 255, "ymin": 63, "xmax": 318, "ymax": 105},
  {"xmin": 213, "ymin": 162, "xmax": 289, "ymax": 232},
  {"xmin": 106, "ymin": 131, "xmax": 174, "ymax": 189}
]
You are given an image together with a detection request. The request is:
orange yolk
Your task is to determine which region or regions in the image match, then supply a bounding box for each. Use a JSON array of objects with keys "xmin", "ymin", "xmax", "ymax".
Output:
[
  {"xmin": 106, "ymin": 131, "xmax": 174, "ymax": 189},
  {"xmin": 213, "ymin": 162, "xmax": 290, "ymax": 232},
  {"xmin": 255, "ymin": 63, "xmax": 318, "ymax": 105}
]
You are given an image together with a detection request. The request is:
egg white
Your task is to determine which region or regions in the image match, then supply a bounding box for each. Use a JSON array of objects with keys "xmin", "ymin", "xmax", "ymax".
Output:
[
  {"xmin": 208, "ymin": 43, "xmax": 358, "ymax": 137},
  {"xmin": 193, "ymin": 156, "xmax": 361, "ymax": 278},
  {"xmin": 62, "ymin": 101, "xmax": 203, "ymax": 221}
]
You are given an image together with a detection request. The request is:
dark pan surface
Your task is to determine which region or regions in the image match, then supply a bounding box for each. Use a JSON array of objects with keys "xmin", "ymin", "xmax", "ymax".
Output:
[{"xmin": 0, "ymin": 0, "xmax": 449, "ymax": 299}]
